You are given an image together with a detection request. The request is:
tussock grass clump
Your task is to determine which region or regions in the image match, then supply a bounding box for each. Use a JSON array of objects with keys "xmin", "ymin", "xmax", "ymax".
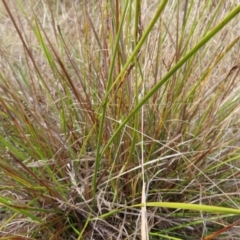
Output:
[{"xmin": 0, "ymin": 0, "xmax": 240, "ymax": 239}]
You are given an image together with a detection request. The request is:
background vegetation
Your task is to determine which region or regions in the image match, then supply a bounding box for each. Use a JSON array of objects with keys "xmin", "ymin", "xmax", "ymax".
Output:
[{"xmin": 0, "ymin": 0, "xmax": 240, "ymax": 239}]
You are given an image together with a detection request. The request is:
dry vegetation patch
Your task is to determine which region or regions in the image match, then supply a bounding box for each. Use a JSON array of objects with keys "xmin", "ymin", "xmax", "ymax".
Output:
[{"xmin": 0, "ymin": 1, "xmax": 240, "ymax": 239}]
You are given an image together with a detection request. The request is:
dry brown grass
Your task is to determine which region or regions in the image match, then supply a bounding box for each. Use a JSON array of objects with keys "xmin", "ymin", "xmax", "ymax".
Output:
[{"xmin": 0, "ymin": 1, "xmax": 240, "ymax": 239}]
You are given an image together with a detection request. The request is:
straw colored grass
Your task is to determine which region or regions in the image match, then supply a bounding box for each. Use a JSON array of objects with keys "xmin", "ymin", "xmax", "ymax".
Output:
[{"xmin": 0, "ymin": 0, "xmax": 240, "ymax": 239}]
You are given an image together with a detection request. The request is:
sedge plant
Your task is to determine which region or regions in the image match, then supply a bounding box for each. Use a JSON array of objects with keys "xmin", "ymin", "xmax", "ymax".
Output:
[{"xmin": 0, "ymin": 0, "xmax": 240, "ymax": 239}]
